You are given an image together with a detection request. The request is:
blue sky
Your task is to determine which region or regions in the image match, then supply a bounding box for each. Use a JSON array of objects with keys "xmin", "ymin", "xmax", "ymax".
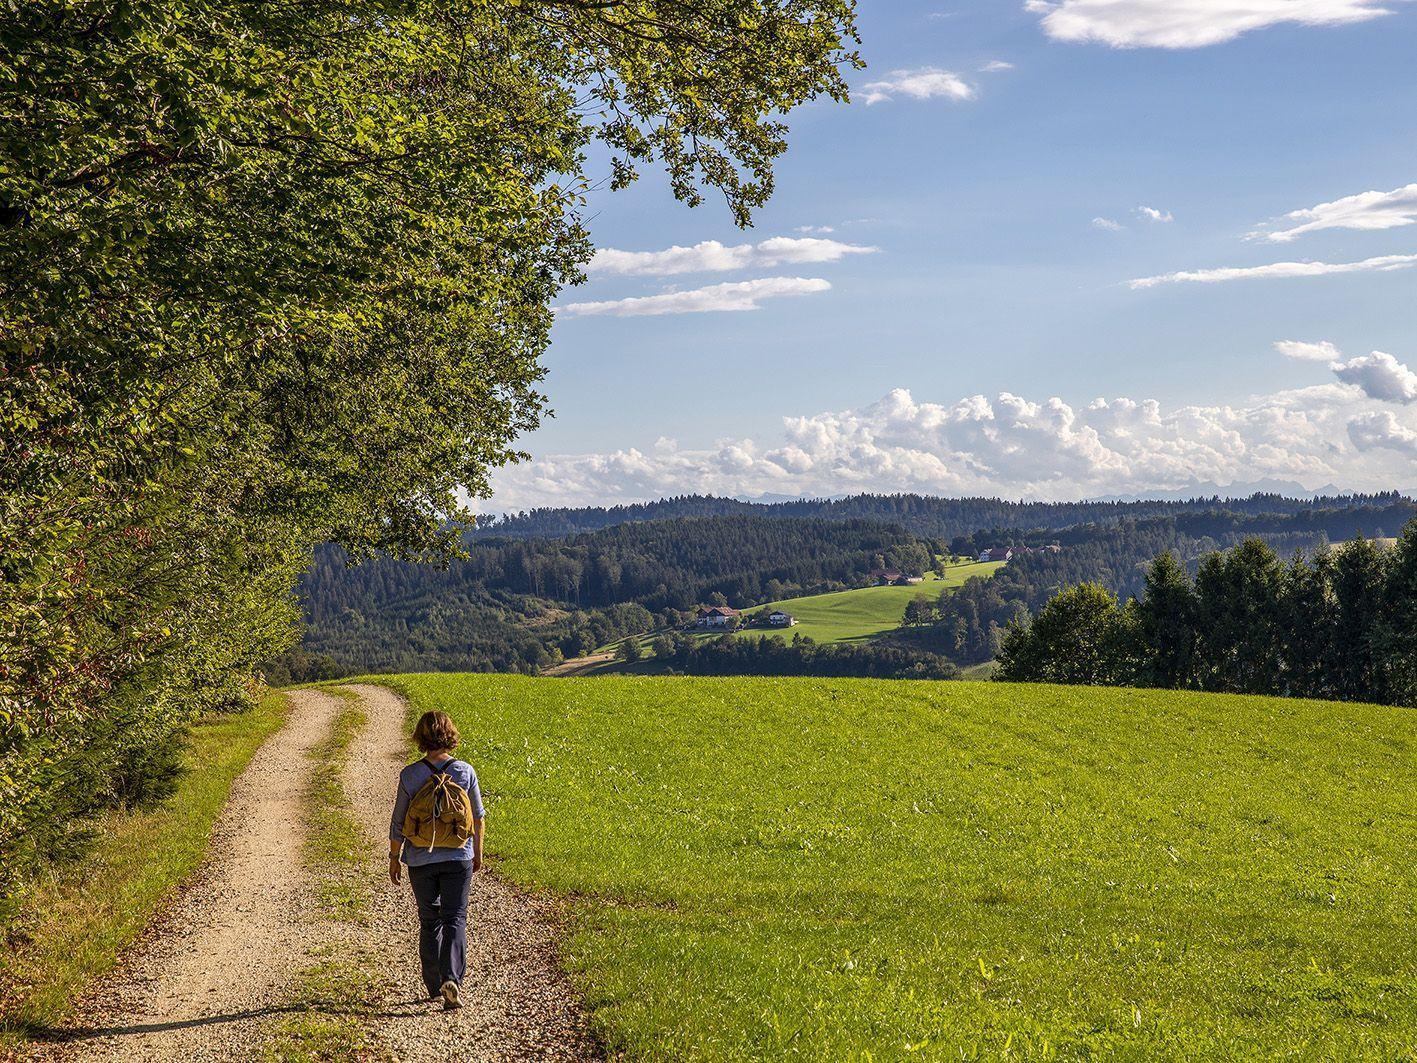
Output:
[{"xmin": 487, "ymin": 0, "xmax": 1417, "ymax": 511}]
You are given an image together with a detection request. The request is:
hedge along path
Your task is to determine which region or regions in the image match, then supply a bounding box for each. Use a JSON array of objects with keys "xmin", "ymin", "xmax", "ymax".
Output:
[
  {"xmin": 37, "ymin": 690, "xmax": 345, "ymax": 1062},
  {"xmin": 335, "ymin": 682, "xmax": 596, "ymax": 1062}
]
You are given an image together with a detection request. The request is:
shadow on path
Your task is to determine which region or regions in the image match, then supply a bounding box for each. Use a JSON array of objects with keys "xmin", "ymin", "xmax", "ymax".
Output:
[{"xmin": 26, "ymin": 995, "xmax": 435, "ymax": 1045}]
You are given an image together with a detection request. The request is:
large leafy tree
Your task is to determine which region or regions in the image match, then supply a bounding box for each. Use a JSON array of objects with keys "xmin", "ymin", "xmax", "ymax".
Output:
[
  {"xmin": 995, "ymin": 583, "xmax": 1131, "ymax": 686},
  {"xmin": 0, "ymin": 0, "xmax": 860, "ymax": 899}
]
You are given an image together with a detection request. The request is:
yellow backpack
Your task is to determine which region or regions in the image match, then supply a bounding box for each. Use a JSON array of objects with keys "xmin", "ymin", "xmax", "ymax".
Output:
[{"xmin": 402, "ymin": 759, "xmax": 475, "ymax": 851}]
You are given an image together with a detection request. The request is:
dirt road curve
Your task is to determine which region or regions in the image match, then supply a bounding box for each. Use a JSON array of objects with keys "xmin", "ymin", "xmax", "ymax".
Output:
[
  {"xmin": 38, "ymin": 685, "xmax": 595, "ymax": 1062},
  {"xmin": 540, "ymin": 654, "xmax": 614, "ymax": 677}
]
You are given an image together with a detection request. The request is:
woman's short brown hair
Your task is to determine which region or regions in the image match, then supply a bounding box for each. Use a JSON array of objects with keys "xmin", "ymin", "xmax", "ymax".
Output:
[{"xmin": 412, "ymin": 711, "xmax": 460, "ymax": 753}]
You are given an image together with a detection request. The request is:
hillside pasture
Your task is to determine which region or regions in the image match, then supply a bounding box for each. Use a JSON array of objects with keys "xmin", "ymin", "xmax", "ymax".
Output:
[
  {"xmin": 385, "ymin": 674, "xmax": 1416, "ymax": 1060},
  {"xmin": 590, "ymin": 559, "xmax": 1003, "ymax": 661},
  {"xmin": 734, "ymin": 559, "xmax": 1003, "ymax": 644}
]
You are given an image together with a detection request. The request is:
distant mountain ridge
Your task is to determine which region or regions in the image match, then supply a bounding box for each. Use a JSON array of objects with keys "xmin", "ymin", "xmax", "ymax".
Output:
[{"xmin": 1085, "ymin": 479, "xmax": 1353, "ymax": 503}]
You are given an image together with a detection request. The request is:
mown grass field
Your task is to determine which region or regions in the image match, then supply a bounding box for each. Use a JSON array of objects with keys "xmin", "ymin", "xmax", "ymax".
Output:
[
  {"xmin": 590, "ymin": 560, "xmax": 1003, "ymax": 663},
  {"xmin": 733, "ymin": 560, "xmax": 1004, "ymax": 644},
  {"xmin": 384, "ymin": 673, "xmax": 1415, "ymax": 1060}
]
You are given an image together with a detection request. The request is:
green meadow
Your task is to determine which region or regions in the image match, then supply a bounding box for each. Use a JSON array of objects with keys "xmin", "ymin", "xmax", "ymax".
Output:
[
  {"xmin": 384, "ymin": 674, "xmax": 1416, "ymax": 1060},
  {"xmin": 734, "ymin": 560, "xmax": 1004, "ymax": 644},
  {"xmin": 594, "ymin": 560, "xmax": 1004, "ymax": 659}
]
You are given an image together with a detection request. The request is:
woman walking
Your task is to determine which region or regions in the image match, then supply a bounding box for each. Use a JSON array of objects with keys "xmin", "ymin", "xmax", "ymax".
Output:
[{"xmin": 389, "ymin": 710, "xmax": 486, "ymax": 1010}]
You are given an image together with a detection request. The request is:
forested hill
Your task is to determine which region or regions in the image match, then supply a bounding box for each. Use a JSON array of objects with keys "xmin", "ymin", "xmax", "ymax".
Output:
[
  {"xmin": 309, "ymin": 516, "xmax": 932, "ymax": 617},
  {"xmin": 288, "ymin": 496, "xmax": 1417, "ymax": 679},
  {"xmin": 293, "ymin": 517, "xmax": 935, "ymax": 676},
  {"xmin": 477, "ymin": 491, "xmax": 1411, "ymax": 540}
]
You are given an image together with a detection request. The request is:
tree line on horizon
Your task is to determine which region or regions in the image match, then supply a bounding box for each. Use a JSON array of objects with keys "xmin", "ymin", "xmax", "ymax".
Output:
[
  {"xmin": 641, "ymin": 630, "xmax": 959, "ymax": 681},
  {"xmin": 996, "ymin": 526, "xmax": 1417, "ymax": 707},
  {"xmin": 901, "ymin": 504, "xmax": 1416, "ymax": 666},
  {"xmin": 475, "ymin": 491, "xmax": 1414, "ymax": 540}
]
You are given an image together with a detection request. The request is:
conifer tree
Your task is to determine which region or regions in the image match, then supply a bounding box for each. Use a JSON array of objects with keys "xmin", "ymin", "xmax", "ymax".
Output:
[
  {"xmin": 1133, "ymin": 552, "xmax": 1198, "ymax": 689},
  {"xmin": 1193, "ymin": 539, "xmax": 1287, "ymax": 695},
  {"xmin": 1279, "ymin": 550, "xmax": 1338, "ymax": 700},
  {"xmin": 1332, "ymin": 536, "xmax": 1389, "ymax": 703},
  {"xmin": 1378, "ymin": 522, "xmax": 1417, "ymax": 706}
]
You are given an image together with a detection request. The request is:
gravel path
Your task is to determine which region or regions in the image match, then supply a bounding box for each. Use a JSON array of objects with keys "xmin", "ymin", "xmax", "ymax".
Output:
[
  {"xmin": 35, "ymin": 684, "xmax": 596, "ymax": 1063},
  {"xmin": 338, "ymin": 682, "xmax": 597, "ymax": 1062},
  {"xmin": 37, "ymin": 688, "xmax": 346, "ymax": 1061}
]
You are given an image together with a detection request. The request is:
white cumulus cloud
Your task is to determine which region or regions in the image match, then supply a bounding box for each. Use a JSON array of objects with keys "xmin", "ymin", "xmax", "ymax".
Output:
[
  {"xmin": 591, "ymin": 236, "xmax": 877, "ymax": 277},
  {"xmin": 1274, "ymin": 339, "xmax": 1344, "ymax": 362},
  {"xmin": 1130, "ymin": 252, "xmax": 1417, "ymax": 289},
  {"xmin": 1333, "ymin": 350, "xmax": 1417, "ymax": 404},
  {"xmin": 862, "ymin": 68, "xmax": 976, "ymax": 105},
  {"xmin": 559, "ymin": 277, "xmax": 832, "ymax": 317},
  {"xmin": 981, "ymin": 59, "xmax": 1016, "ymax": 72},
  {"xmin": 1137, "ymin": 205, "xmax": 1174, "ymax": 223},
  {"xmin": 1249, "ymin": 183, "xmax": 1417, "ymax": 242},
  {"xmin": 1027, "ymin": 0, "xmax": 1395, "ymax": 49},
  {"xmin": 1349, "ymin": 411, "xmax": 1417, "ymax": 456},
  {"xmin": 487, "ymin": 381, "xmax": 1417, "ymax": 510},
  {"xmin": 1093, "ymin": 217, "xmax": 1124, "ymax": 231}
]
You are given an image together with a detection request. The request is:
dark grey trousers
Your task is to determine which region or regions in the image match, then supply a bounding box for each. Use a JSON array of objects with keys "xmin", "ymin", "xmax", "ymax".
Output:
[{"xmin": 407, "ymin": 859, "xmax": 472, "ymax": 995}]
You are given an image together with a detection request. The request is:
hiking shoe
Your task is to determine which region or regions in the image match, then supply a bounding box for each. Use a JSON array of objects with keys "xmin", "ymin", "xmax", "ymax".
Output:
[{"xmin": 441, "ymin": 980, "xmax": 461, "ymax": 1010}]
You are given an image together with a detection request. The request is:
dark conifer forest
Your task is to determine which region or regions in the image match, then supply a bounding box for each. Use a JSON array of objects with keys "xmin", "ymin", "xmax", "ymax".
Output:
[
  {"xmin": 477, "ymin": 491, "xmax": 1410, "ymax": 540},
  {"xmin": 996, "ymin": 527, "xmax": 1417, "ymax": 707}
]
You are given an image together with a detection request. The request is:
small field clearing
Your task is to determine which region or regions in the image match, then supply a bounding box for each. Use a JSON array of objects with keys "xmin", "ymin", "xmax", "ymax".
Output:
[{"xmin": 734, "ymin": 559, "xmax": 1003, "ymax": 644}]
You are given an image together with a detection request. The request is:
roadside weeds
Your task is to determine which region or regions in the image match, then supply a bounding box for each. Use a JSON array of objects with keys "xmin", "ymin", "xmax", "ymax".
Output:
[{"xmin": 0, "ymin": 693, "xmax": 289, "ymax": 1048}]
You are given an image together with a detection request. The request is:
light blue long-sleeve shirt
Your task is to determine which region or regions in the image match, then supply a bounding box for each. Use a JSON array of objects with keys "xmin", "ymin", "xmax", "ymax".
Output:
[{"xmin": 389, "ymin": 757, "xmax": 485, "ymax": 867}]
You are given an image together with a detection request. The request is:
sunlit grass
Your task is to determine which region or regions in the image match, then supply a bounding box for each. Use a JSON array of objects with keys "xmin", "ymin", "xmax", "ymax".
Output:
[
  {"xmin": 261, "ymin": 949, "xmax": 385, "ymax": 1063},
  {"xmin": 384, "ymin": 673, "xmax": 1416, "ymax": 1060},
  {"xmin": 733, "ymin": 560, "xmax": 1004, "ymax": 644},
  {"xmin": 594, "ymin": 560, "xmax": 1004, "ymax": 659},
  {"xmin": 302, "ymin": 687, "xmax": 369, "ymax": 921}
]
